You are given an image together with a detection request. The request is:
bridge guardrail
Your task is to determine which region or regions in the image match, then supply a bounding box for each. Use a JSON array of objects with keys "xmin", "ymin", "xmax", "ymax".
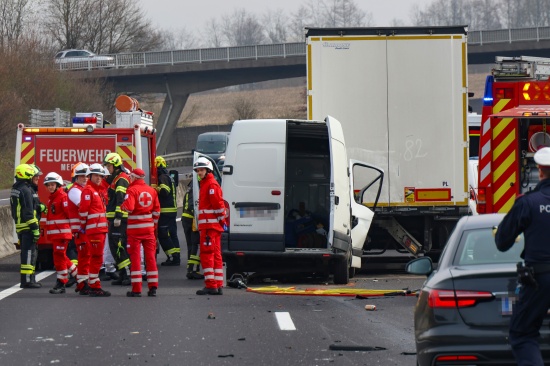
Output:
[
  {"xmin": 163, "ymin": 151, "xmax": 193, "ymax": 168},
  {"xmin": 57, "ymin": 26, "xmax": 550, "ymax": 71}
]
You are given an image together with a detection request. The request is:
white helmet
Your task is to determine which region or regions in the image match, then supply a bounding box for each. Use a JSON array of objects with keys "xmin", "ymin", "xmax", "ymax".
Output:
[
  {"xmin": 73, "ymin": 162, "xmax": 89, "ymax": 177},
  {"xmin": 43, "ymin": 172, "xmax": 63, "ymax": 186},
  {"xmin": 87, "ymin": 163, "xmax": 107, "ymax": 176},
  {"xmin": 535, "ymin": 147, "xmax": 550, "ymax": 167},
  {"xmin": 103, "ymin": 166, "xmax": 110, "ymax": 176},
  {"xmin": 193, "ymin": 157, "xmax": 213, "ymax": 172}
]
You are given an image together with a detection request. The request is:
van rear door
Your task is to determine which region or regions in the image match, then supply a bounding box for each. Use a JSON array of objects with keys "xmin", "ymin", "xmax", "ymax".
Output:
[{"xmin": 326, "ymin": 116, "xmax": 352, "ymax": 250}]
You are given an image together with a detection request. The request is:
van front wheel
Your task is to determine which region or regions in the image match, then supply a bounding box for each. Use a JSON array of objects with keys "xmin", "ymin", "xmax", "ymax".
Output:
[{"xmin": 333, "ymin": 259, "xmax": 349, "ymax": 285}]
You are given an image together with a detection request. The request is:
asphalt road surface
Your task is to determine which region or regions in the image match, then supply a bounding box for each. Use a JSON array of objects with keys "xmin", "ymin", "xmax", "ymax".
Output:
[{"xmin": 0, "ymin": 219, "xmax": 425, "ymax": 366}]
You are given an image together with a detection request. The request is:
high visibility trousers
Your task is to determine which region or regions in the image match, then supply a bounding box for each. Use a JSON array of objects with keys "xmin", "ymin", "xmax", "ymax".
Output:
[
  {"xmin": 158, "ymin": 214, "xmax": 180, "ymax": 256},
  {"xmin": 75, "ymin": 233, "xmax": 90, "ymax": 290},
  {"xmin": 199, "ymin": 229, "xmax": 223, "ymax": 289},
  {"xmin": 127, "ymin": 233, "xmax": 158, "ymax": 294},
  {"xmin": 107, "ymin": 218, "xmax": 131, "ymax": 270},
  {"xmin": 52, "ymin": 239, "xmax": 77, "ymax": 284},
  {"xmin": 87, "ymin": 234, "xmax": 106, "ymax": 289},
  {"xmin": 19, "ymin": 231, "xmax": 37, "ymax": 285},
  {"xmin": 182, "ymin": 217, "xmax": 200, "ymax": 272}
]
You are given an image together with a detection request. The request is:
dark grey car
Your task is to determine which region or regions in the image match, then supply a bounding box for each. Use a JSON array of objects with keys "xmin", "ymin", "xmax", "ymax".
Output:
[{"xmin": 407, "ymin": 213, "xmax": 550, "ymax": 365}]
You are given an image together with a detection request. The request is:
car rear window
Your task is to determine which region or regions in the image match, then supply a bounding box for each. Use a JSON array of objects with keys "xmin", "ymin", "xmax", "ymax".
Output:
[{"xmin": 454, "ymin": 228, "xmax": 524, "ymax": 265}]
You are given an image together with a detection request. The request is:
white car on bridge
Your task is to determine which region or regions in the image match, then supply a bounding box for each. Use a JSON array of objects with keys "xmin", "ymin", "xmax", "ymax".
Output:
[{"xmin": 54, "ymin": 49, "xmax": 114, "ymax": 70}]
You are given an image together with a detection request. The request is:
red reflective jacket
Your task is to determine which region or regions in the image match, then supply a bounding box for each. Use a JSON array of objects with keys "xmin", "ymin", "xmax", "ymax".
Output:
[
  {"xmin": 121, "ymin": 179, "xmax": 160, "ymax": 236},
  {"xmin": 45, "ymin": 188, "xmax": 72, "ymax": 240},
  {"xmin": 79, "ymin": 180, "xmax": 108, "ymax": 235},
  {"xmin": 197, "ymin": 173, "xmax": 225, "ymax": 232}
]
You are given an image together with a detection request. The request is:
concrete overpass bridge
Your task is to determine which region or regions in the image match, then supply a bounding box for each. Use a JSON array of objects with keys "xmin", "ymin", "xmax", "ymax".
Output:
[{"xmin": 72, "ymin": 26, "xmax": 550, "ymax": 153}]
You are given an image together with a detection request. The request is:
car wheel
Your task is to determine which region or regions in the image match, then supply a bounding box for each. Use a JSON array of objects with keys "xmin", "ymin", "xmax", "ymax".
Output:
[{"xmin": 348, "ymin": 266, "xmax": 356, "ymax": 279}]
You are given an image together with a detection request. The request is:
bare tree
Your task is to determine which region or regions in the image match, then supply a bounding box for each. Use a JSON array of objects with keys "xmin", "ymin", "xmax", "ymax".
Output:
[
  {"xmin": 289, "ymin": 0, "xmax": 372, "ymax": 38},
  {"xmin": 203, "ymin": 18, "xmax": 225, "ymax": 47},
  {"xmin": 263, "ymin": 8, "xmax": 289, "ymax": 43},
  {"xmin": 43, "ymin": 0, "xmax": 162, "ymax": 53},
  {"xmin": 221, "ymin": 8, "xmax": 265, "ymax": 46},
  {"xmin": 43, "ymin": 0, "xmax": 93, "ymax": 50},
  {"xmin": 157, "ymin": 27, "xmax": 198, "ymax": 51},
  {"xmin": 0, "ymin": 0, "xmax": 32, "ymax": 49}
]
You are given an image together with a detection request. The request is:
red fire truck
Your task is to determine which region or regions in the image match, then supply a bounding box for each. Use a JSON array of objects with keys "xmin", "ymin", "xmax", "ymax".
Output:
[
  {"xmin": 477, "ymin": 56, "xmax": 550, "ymax": 214},
  {"xmin": 13, "ymin": 109, "xmax": 157, "ymax": 268}
]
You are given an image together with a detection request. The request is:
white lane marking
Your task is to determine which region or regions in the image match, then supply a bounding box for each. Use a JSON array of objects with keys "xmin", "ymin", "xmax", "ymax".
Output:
[
  {"xmin": 0, "ymin": 270, "xmax": 55, "ymax": 301},
  {"xmin": 275, "ymin": 312, "xmax": 296, "ymax": 331}
]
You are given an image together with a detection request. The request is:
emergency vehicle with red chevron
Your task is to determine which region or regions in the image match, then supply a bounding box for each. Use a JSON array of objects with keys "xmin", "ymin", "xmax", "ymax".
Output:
[
  {"xmin": 14, "ymin": 102, "xmax": 158, "ymax": 269},
  {"xmin": 477, "ymin": 56, "xmax": 550, "ymax": 214}
]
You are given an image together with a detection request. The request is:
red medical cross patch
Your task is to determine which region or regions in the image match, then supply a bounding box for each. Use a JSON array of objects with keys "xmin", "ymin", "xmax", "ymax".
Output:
[{"xmin": 139, "ymin": 192, "xmax": 152, "ymax": 207}]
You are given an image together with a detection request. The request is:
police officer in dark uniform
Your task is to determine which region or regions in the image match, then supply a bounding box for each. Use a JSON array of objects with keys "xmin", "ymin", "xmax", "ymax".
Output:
[{"xmin": 496, "ymin": 146, "xmax": 550, "ymax": 366}]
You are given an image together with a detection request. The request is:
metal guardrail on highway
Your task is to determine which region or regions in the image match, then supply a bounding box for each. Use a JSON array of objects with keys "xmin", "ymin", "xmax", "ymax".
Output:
[
  {"xmin": 57, "ymin": 26, "xmax": 550, "ymax": 71},
  {"xmin": 163, "ymin": 151, "xmax": 193, "ymax": 167}
]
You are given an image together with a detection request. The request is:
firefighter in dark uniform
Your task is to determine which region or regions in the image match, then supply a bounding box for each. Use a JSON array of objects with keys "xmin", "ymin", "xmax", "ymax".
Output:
[
  {"xmin": 10, "ymin": 164, "xmax": 41, "ymax": 288},
  {"xmin": 181, "ymin": 181, "xmax": 203, "ymax": 279},
  {"xmin": 103, "ymin": 152, "xmax": 131, "ymax": 286},
  {"xmin": 155, "ymin": 156, "xmax": 181, "ymax": 266},
  {"xmin": 495, "ymin": 147, "xmax": 550, "ymax": 366}
]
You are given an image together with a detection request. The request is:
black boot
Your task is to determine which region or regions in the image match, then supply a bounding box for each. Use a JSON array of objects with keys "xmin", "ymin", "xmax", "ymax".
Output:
[
  {"xmin": 186, "ymin": 271, "xmax": 205, "ymax": 280},
  {"xmin": 126, "ymin": 291, "xmax": 141, "ymax": 297},
  {"xmin": 111, "ymin": 268, "xmax": 131, "ymax": 286},
  {"xmin": 65, "ymin": 275, "xmax": 77, "ymax": 288},
  {"xmin": 77, "ymin": 283, "xmax": 91, "ymax": 295},
  {"xmin": 30, "ymin": 274, "xmax": 42, "ymax": 288},
  {"xmin": 161, "ymin": 256, "xmax": 178, "ymax": 266},
  {"xmin": 171, "ymin": 253, "xmax": 181, "ymax": 266},
  {"xmin": 20, "ymin": 274, "xmax": 41, "ymax": 289},
  {"xmin": 49, "ymin": 280, "xmax": 66, "ymax": 294},
  {"xmin": 147, "ymin": 287, "xmax": 157, "ymax": 297},
  {"xmin": 89, "ymin": 288, "xmax": 111, "ymax": 297},
  {"xmin": 196, "ymin": 287, "xmax": 220, "ymax": 295}
]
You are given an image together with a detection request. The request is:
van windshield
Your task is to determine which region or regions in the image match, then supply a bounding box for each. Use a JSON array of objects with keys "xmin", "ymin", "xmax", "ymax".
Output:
[{"xmin": 196, "ymin": 140, "xmax": 226, "ymax": 154}]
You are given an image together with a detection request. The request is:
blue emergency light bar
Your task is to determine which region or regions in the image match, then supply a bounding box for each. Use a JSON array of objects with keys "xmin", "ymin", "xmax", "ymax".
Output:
[
  {"xmin": 483, "ymin": 75, "xmax": 494, "ymax": 106},
  {"xmin": 72, "ymin": 116, "xmax": 97, "ymax": 124}
]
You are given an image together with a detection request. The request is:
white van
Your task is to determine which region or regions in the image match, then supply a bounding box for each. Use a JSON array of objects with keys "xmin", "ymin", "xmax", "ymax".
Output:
[{"xmin": 218, "ymin": 116, "xmax": 383, "ymax": 284}]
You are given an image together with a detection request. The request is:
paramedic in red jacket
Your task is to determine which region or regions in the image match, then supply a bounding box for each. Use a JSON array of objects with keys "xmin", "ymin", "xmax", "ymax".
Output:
[
  {"xmin": 121, "ymin": 168, "xmax": 160, "ymax": 297},
  {"xmin": 67, "ymin": 163, "xmax": 92, "ymax": 294},
  {"xmin": 78, "ymin": 163, "xmax": 110, "ymax": 297},
  {"xmin": 44, "ymin": 172, "xmax": 78, "ymax": 294},
  {"xmin": 193, "ymin": 157, "xmax": 227, "ymax": 296}
]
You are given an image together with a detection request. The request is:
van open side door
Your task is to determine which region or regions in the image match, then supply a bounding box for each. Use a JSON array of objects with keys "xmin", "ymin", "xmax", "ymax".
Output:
[{"xmin": 349, "ymin": 160, "xmax": 384, "ymax": 268}]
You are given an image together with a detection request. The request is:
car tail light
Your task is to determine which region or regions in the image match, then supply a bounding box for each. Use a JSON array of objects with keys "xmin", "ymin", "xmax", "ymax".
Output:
[
  {"xmin": 477, "ymin": 187, "xmax": 486, "ymax": 214},
  {"xmin": 436, "ymin": 354, "xmax": 479, "ymax": 362},
  {"xmin": 428, "ymin": 289, "xmax": 493, "ymax": 308}
]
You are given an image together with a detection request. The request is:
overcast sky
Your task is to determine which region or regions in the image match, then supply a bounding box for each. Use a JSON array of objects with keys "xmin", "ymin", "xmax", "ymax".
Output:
[{"xmin": 138, "ymin": 0, "xmax": 435, "ymax": 32}]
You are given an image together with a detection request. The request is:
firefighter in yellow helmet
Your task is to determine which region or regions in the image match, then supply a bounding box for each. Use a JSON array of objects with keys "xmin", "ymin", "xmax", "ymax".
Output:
[
  {"xmin": 10, "ymin": 164, "xmax": 42, "ymax": 288},
  {"xmin": 154, "ymin": 156, "xmax": 181, "ymax": 266},
  {"xmin": 103, "ymin": 152, "xmax": 131, "ymax": 285}
]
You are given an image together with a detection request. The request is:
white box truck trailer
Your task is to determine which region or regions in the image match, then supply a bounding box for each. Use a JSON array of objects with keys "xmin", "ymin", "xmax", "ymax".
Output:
[{"xmin": 306, "ymin": 26, "xmax": 470, "ymax": 260}]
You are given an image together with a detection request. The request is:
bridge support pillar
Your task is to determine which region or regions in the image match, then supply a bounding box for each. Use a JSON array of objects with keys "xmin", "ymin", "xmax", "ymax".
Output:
[{"xmin": 156, "ymin": 92, "xmax": 189, "ymax": 154}]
